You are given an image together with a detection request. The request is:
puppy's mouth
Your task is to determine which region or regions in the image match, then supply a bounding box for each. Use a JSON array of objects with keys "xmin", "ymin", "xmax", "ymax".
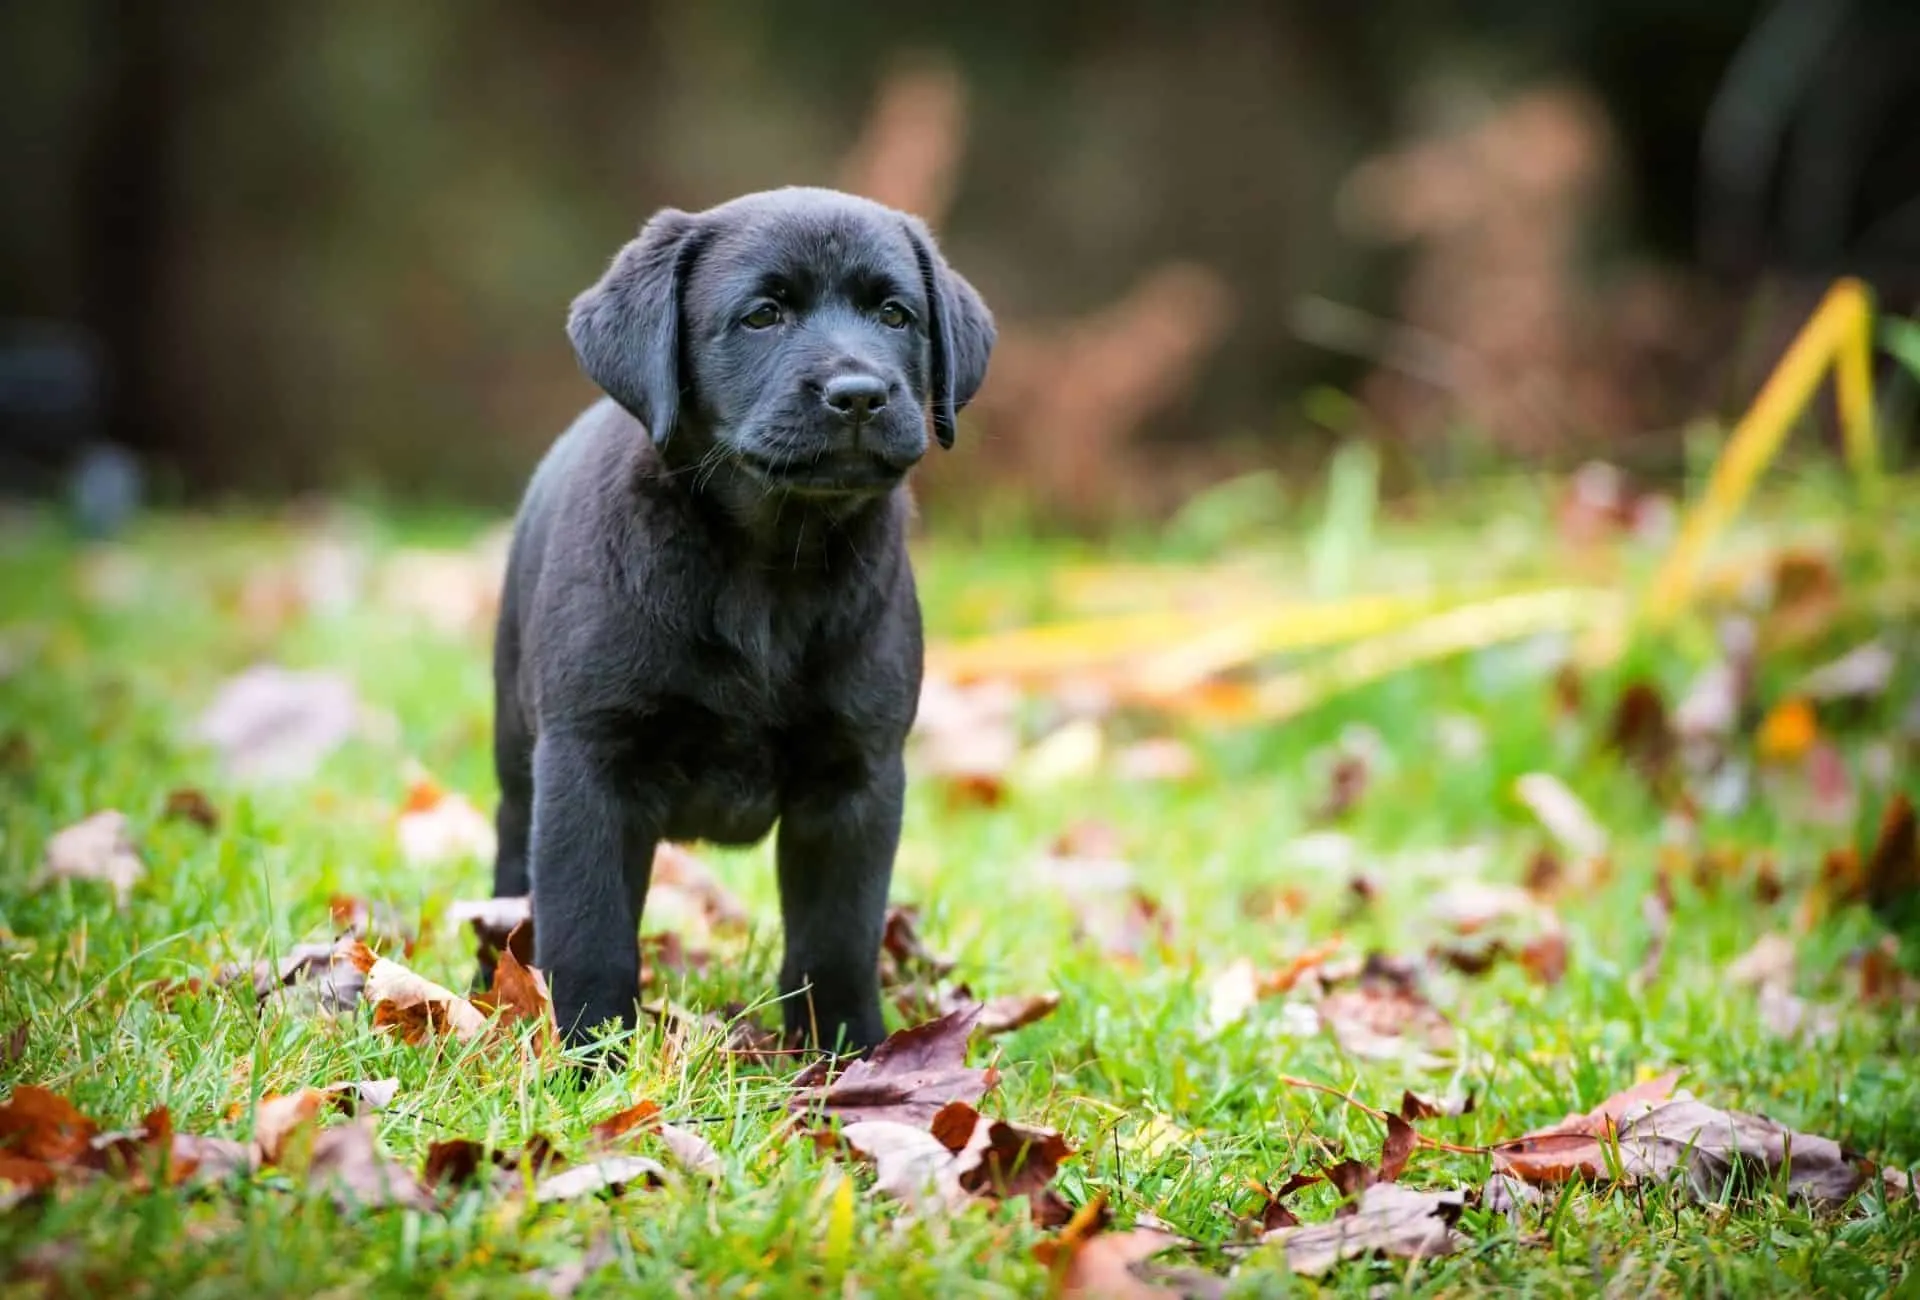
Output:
[{"xmin": 733, "ymin": 449, "xmax": 909, "ymax": 496}]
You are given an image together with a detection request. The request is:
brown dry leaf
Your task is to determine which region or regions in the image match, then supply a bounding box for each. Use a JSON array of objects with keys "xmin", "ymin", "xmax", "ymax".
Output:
[
  {"xmin": 1607, "ymin": 679, "xmax": 1676, "ymax": 783},
  {"xmin": 216, "ymin": 939, "xmax": 366, "ymax": 1012},
  {"xmin": 1400, "ymin": 1090, "xmax": 1475, "ymax": 1121},
  {"xmin": 161, "ymin": 787, "xmax": 220, "ymax": 831},
  {"xmin": 189, "ymin": 665, "xmax": 365, "ymax": 785},
  {"xmin": 39, "ymin": 810, "xmax": 144, "ymax": 906},
  {"xmin": 1253, "ymin": 1171, "xmax": 1322, "ymax": 1232},
  {"xmin": 976, "ymin": 991, "xmax": 1062, "ymax": 1035},
  {"xmin": 421, "ymin": 1136, "xmax": 563, "ymax": 1192},
  {"xmin": 532, "ymin": 1155, "xmax": 667, "ymax": 1204},
  {"xmin": 1313, "ymin": 959, "xmax": 1455, "ymax": 1065},
  {"xmin": 657, "ymin": 1122, "xmax": 723, "ymax": 1182},
  {"xmin": 1492, "ymin": 1072, "xmax": 1868, "ymax": 1202},
  {"xmin": 470, "ymin": 924, "xmax": 552, "ymax": 1048},
  {"xmin": 1034, "ymin": 1195, "xmax": 1184, "ymax": 1299},
  {"xmin": 790, "ymin": 1006, "xmax": 998, "ymax": 1126},
  {"xmin": 836, "ymin": 1119, "xmax": 973, "ymax": 1215},
  {"xmin": 928, "ymin": 1101, "xmax": 1073, "ymax": 1203},
  {"xmin": 651, "ymin": 842, "xmax": 751, "ymax": 931},
  {"xmin": 1262, "ymin": 1182, "xmax": 1468, "ymax": 1276},
  {"xmin": 307, "ymin": 1118, "xmax": 436, "ymax": 1211},
  {"xmin": 395, "ymin": 778, "xmax": 496, "ymax": 868},
  {"xmin": 912, "ymin": 676, "xmax": 1021, "ymax": 808},
  {"xmin": 345, "ymin": 941, "xmax": 489, "ymax": 1044},
  {"xmin": 1, "ymin": 1022, "xmax": 26, "ymax": 1069},
  {"xmin": 449, "ymin": 895, "xmax": 535, "ymax": 970},
  {"xmin": 1514, "ymin": 773, "xmax": 1609, "ymax": 862},
  {"xmin": 1865, "ymin": 792, "xmax": 1918, "ymax": 916},
  {"xmin": 879, "ymin": 905, "xmax": 956, "ymax": 986},
  {"xmin": 0, "ymin": 1086, "xmax": 98, "ymax": 1164},
  {"xmin": 1757, "ymin": 697, "xmax": 1819, "ymax": 764},
  {"xmin": 592, "ymin": 1099, "xmax": 662, "ymax": 1145},
  {"xmin": 252, "ymin": 1086, "xmax": 383, "ymax": 1165},
  {"xmin": 329, "ymin": 896, "xmax": 417, "ymax": 954}
]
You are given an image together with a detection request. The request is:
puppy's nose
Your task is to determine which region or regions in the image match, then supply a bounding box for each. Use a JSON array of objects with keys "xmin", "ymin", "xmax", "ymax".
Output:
[{"xmin": 821, "ymin": 375, "xmax": 889, "ymax": 424}]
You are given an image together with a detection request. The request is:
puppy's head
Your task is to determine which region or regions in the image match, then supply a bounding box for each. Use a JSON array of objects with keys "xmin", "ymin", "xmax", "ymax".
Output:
[{"xmin": 568, "ymin": 187, "xmax": 994, "ymax": 498}]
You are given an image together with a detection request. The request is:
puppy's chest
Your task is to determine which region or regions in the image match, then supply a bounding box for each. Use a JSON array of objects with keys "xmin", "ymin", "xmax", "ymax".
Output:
[{"xmin": 639, "ymin": 585, "xmax": 837, "ymax": 843}]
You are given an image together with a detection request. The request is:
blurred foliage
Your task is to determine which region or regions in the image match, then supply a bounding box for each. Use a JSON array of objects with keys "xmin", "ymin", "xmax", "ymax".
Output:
[{"xmin": 1, "ymin": 0, "xmax": 1913, "ymax": 513}]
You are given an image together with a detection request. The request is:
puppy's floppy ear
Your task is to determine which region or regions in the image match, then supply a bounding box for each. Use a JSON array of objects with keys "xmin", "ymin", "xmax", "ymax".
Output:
[
  {"xmin": 902, "ymin": 217, "xmax": 995, "ymax": 449},
  {"xmin": 567, "ymin": 208, "xmax": 707, "ymax": 447}
]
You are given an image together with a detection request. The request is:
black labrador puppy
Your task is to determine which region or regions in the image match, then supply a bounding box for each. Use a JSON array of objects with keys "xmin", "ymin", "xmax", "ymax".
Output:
[{"xmin": 489, "ymin": 187, "xmax": 994, "ymax": 1055}]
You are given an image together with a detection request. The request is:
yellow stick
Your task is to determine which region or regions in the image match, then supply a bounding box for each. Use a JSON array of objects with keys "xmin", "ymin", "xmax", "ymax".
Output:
[{"xmin": 1645, "ymin": 278, "xmax": 1877, "ymax": 624}]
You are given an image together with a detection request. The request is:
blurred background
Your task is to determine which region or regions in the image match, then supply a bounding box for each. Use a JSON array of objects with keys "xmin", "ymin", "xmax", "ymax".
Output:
[{"xmin": 3, "ymin": 0, "xmax": 1918, "ymax": 530}]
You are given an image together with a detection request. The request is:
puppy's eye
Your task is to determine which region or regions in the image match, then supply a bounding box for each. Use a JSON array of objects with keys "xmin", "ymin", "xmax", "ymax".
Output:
[
  {"xmin": 741, "ymin": 302, "xmax": 783, "ymax": 330},
  {"xmin": 877, "ymin": 300, "xmax": 912, "ymax": 330}
]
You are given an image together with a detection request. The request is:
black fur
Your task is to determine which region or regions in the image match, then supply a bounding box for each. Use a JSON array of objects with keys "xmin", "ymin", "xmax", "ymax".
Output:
[{"xmin": 491, "ymin": 187, "xmax": 995, "ymax": 1056}]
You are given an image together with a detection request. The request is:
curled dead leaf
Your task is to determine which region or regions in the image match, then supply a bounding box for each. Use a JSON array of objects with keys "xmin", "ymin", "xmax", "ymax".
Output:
[
  {"xmin": 39, "ymin": 810, "xmax": 143, "ymax": 906},
  {"xmin": 790, "ymin": 1006, "xmax": 998, "ymax": 1126},
  {"xmin": 1262, "ymin": 1182, "xmax": 1468, "ymax": 1276}
]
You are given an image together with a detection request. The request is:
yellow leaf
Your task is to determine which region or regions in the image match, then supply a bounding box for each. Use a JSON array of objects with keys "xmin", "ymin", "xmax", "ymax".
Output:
[{"xmin": 1757, "ymin": 697, "xmax": 1818, "ymax": 763}]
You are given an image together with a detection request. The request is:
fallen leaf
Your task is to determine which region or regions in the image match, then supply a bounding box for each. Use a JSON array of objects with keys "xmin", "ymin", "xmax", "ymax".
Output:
[
  {"xmin": 1034, "ymin": 1195, "xmax": 1183, "ymax": 1299},
  {"xmin": 1400, "ymin": 1090, "xmax": 1475, "ymax": 1122},
  {"xmin": 470, "ymin": 924, "xmax": 552, "ymax": 1047},
  {"xmin": 1492, "ymin": 1074, "xmax": 1868, "ymax": 1202},
  {"xmin": 253, "ymin": 1085, "xmax": 391, "ymax": 1165},
  {"xmin": 217, "ymin": 940, "xmax": 365, "ymax": 1012},
  {"xmin": 1865, "ymin": 792, "xmax": 1918, "ymax": 918},
  {"xmin": 1314, "ymin": 752, "xmax": 1370, "ymax": 821},
  {"xmin": 39, "ymin": 810, "xmax": 143, "ymax": 906},
  {"xmin": 657, "ymin": 1122, "xmax": 723, "ymax": 1182},
  {"xmin": 1756, "ymin": 697, "xmax": 1818, "ymax": 764},
  {"xmin": 1113, "ymin": 738, "xmax": 1199, "ymax": 782},
  {"xmin": 449, "ymin": 895, "xmax": 535, "ymax": 969},
  {"xmin": 1726, "ymin": 933, "xmax": 1797, "ymax": 990},
  {"xmin": 396, "ymin": 779, "xmax": 496, "ymax": 868},
  {"xmin": 1261, "ymin": 1182, "xmax": 1468, "ymax": 1276},
  {"xmin": 1797, "ymin": 641, "xmax": 1894, "ymax": 703},
  {"xmin": 929, "ymin": 1101, "xmax": 1073, "ymax": 1203},
  {"xmin": 1253, "ymin": 1171, "xmax": 1322, "ymax": 1232},
  {"xmin": 420, "ymin": 1137, "xmax": 563, "ymax": 1192},
  {"xmin": 912, "ymin": 676, "xmax": 1022, "ymax": 808},
  {"xmin": 345, "ymin": 941, "xmax": 490, "ymax": 1043},
  {"xmin": 591, "ymin": 1100, "xmax": 662, "ymax": 1145},
  {"xmin": 879, "ymin": 905, "xmax": 956, "ymax": 986},
  {"xmin": 306, "ymin": 1118, "xmax": 436, "ymax": 1211},
  {"xmin": 532, "ymin": 1155, "xmax": 667, "ymax": 1203},
  {"xmin": 651, "ymin": 842, "xmax": 751, "ymax": 932},
  {"xmin": 1515, "ymin": 773, "xmax": 1608, "ymax": 861},
  {"xmin": 975, "ymin": 991, "xmax": 1061, "ymax": 1035},
  {"xmin": 1, "ymin": 1022, "xmax": 25, "ymax": 1068},
  {"xmin": 1311, "ymin": 959, "xmax": 1455, "ymax": 1065},
  {"xmin": 1607, "ymin": 680, "xmax": 1675, "ymax": 782},
  {"xmin": 328, "ymin": 896, "xmax": 417, "ymax": 953},
  {"xmin": 790, "ymin": 1006, "xmax": 997, "ymax": 1126},
  {"xmin": 161, "ymin": 787, "xmax": 220, "ymax": 831},
  {"xmin": 190, "ymin": 665, "xmax": 364, "ymax": 784},
  {"xmin": 0, "ymin": 1086, "xmax": 97, "ymax": 1163},
  {"xmin": 837, "ymin": 1119, "xmax": 974, "ymax": 1215},
  {"xmin": 1480, "ymin": 1171, "xmax": 1539, "ymax": 1227}
]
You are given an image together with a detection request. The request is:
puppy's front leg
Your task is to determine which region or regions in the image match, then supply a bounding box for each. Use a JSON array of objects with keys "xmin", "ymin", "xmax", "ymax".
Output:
[
  {"xmin": 776, "ymin": 755, "xmax": 901, "ymax": 1055},
  {"xmin": 528, "ymin": 731, "xmax": 657, "ymax": 1048}
]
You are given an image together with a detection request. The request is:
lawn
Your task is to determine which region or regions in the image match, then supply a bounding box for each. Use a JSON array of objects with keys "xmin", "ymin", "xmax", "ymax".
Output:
[{"xmin": 0, "ymin": 466, "xmax": 1916, "ymax": 1298}]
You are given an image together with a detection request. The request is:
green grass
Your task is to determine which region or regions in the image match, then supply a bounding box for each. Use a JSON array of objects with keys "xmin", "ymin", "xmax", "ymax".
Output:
[{"xmin": 1, "ymin": 477, "xmax": 1917, "ymax": 1298}]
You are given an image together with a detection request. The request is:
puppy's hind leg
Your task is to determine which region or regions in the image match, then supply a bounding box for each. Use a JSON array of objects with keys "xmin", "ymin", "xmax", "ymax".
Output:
[{"xmin": 776, "ymin": 755, "xmax": 900, "ymax": 1056}]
